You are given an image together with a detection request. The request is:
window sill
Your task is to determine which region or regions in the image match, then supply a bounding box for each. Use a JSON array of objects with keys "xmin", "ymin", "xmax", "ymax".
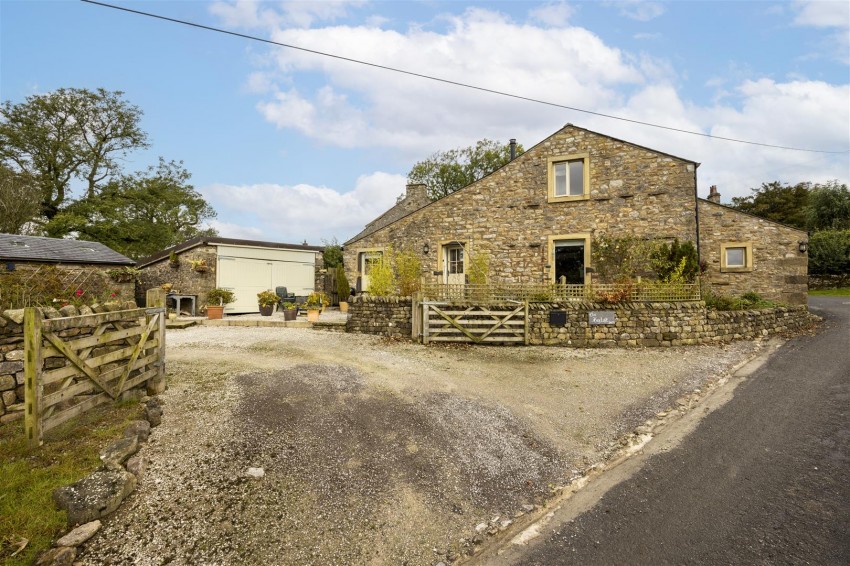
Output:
[{"xmin": 547, "ymin": 194, "xmax": 590, "ymax": 204}]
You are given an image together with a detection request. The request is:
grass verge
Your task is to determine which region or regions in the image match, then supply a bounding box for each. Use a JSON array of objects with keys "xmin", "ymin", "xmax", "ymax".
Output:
[
  {"xmin": 809, "ymin": 288, "xmax": 850, "ymax": 296},
  {"xmin": 0, "ymin": 400, "xmax": 143, "ymax": 566}
]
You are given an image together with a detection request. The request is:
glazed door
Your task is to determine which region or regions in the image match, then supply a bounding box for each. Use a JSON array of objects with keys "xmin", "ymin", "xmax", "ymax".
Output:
[
  {"xmin": 554, "ymin": 240, "xmax": 585, "ymax": 284},
  {"xmin": 444, "ymin": 245, "xmax": 465, "ymax": 285}
]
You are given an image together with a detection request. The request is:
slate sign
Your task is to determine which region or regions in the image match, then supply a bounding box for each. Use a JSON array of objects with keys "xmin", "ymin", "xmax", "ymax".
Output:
[
  {"xmin": 589, "ymin": 310, "xmax": 617, "ymax": 325},
  {"xmin": 549, "ymin": 310, "xmax": 567, "ymax": 327}
]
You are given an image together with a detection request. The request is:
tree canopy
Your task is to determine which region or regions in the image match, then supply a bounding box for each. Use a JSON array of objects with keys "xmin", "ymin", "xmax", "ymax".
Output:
[
  {"xmin": 407, "ymin": 138, "xmax": 524, "ymax": 200},
  {"xmin": 729, "ymin": 181, "xmax": 810, "ymax": 230},
  {"xmin": 0, "ymin": 165, "xmax": 41, "ymax": 235},
  {"xmin": 48, "ymin": 160, "xmax": 216, "ymax": 259},
  {"xmin": 0, "ymin": 88, "xmax": 149, "ymax": 220},
  {"xmin": 805, "ymin": 180, "xmax": 850, "ymax": 231}
]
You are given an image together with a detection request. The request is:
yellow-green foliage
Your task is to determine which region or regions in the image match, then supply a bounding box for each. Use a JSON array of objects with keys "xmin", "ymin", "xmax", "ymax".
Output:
[
  {"xmin": 467, "ymin": 247, "xmax": 490, "ymax": 285},
  {"xmin": 367, "ymin": 246, "xmax": 396, "ymax": 296},
  {"xmin": 394, "ymin": 247, "xmax": 422, "ymax": 296}
]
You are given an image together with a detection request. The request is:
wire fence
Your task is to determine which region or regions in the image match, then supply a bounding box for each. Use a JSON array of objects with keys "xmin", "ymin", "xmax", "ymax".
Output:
[{"xmin": 420, "ymin": 280, "xmax": 701, "ymax": 303}]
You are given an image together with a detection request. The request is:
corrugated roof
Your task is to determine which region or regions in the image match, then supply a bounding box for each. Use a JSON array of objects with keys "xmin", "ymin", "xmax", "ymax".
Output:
[{"xmin": 0, "ymin": 234, "xmax": 136, "ymax": 265}]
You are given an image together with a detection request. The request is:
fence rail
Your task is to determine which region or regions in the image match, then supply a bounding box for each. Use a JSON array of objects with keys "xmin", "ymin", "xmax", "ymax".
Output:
[
  {"xmin": 1, "ymin": 264, "xmax": 129, "ymax": 309},
  {"xmin": 420, "ymin": 280, "xmax": 701, "ymax": 303},
  {"xmin": 24, "ymin": 306, "xmax": 166, "ymax": 447}
]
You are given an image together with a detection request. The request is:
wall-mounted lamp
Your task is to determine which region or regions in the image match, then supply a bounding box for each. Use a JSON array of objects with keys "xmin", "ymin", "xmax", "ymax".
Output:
[
  {"xmin": 798, "ymin": 241, "xmax": 808, "ymax": 253},
  {"xmin": 423, "ymin": 242, "xmax": 430, "ymax": 255}
]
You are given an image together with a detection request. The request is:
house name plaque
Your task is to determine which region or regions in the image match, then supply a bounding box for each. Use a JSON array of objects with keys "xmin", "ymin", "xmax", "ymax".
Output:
[{"xmin": 589, "ymin": 310, "xmax": 617, "ymax": 325}]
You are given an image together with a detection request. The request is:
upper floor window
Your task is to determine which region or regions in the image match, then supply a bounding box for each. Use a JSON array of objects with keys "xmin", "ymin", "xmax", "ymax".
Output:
[{"xmin": 548, "ymin": 154, "xmax": 589, "ymax": 202}]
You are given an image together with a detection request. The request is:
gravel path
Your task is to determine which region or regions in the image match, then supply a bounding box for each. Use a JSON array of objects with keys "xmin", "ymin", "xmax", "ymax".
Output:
[{"xmin": 78, "ymin": 327, "xmax": 760, "ymax": 565}]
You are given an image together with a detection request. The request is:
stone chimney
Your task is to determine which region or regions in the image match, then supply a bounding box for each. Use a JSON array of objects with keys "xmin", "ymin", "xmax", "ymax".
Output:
[
  {"xmin": 707, "ymin": 185, "xmax": 721, "ymax": 204},
  {"xmin": 405, "ymin": 183, "xmax": 429, "ymax": 204}
]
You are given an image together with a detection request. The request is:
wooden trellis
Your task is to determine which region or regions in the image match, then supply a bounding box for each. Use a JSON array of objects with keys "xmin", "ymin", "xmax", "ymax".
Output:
[
  {"xmin": 420, "ymin": 301, "xmax": 529, "ymax": 345},
  {"xmin": 24, "ymin": 307, "xmax": 165, "ymax": 447}
]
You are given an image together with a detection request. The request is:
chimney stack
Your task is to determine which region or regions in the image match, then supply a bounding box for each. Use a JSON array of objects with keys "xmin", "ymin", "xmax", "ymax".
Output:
[
  {"xmin": 509, "ymin": 139, "xmax": 517, "ymax": 160},
  {"xmin": 708, "ymin": 185, "xmax": 721, "ymax": 204}
]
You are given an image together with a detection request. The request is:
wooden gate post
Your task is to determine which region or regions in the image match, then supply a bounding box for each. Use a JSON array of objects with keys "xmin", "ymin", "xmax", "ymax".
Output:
[
  {"xmin": 147, "ymin": 309, "xmax": 167, "ymax": 395},
  {"xmin": 146, "ymin": 288, "xmax": 166, "ymax": 308},
  {"xmin": 23, "ymin": 307, "xmax": 43, "ymax": 447}
]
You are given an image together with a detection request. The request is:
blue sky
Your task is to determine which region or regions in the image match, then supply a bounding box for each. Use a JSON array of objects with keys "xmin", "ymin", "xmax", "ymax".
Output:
[{"xmin": 2, "ymin": 0, "xmax": 848, "ymax": 244}]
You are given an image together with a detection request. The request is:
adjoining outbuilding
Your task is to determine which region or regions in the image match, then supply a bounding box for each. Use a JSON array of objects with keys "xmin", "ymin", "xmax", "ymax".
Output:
[
  {"xmin": 0, "ymin": 233, "xmax": 137, "ymax": 308},
  {"xmin": 136, "ymin": 236, "xmax": 324, "ymax": 314}
]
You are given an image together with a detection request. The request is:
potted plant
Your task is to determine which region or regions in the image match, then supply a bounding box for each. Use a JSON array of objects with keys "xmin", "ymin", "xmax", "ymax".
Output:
[
  {"xmin": 169, "ymin": 251, "xmax": 180, "ymax": 269},
  {"xmin": 336, "ymin": 266, "xmax": 350, "ymax": 313},
  {"xmin": 281, "ymin": 301, "xmax": 298, "ymax": 321},
  {"xmin": 257, "ymin": 290, "xmax": 278, "ymax": 316},
  {"xmin": 304, "ymin": 292, "xmax": 322, "ymax": 322},
  {"xmin": 190, "ymin": 259, "xmax": 209, "ymax": 273},
  {"xmin": 206, "ymin": 288, "xmax": 235, "ymax": 319}
]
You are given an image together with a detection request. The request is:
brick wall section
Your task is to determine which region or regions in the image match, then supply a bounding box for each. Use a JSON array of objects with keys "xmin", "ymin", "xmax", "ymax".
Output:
[
  {"xmin": 137, "ymin": 245, "xmax": 219, "ymax": 309},
  {"xmin": 698, "ymin": 200, "xmax": 808, "ymax": 305},
  {"xmin": 345, "ymin": 296, "xmax": 412, "ymax": 339},
  {"xmin": 346, "ymin": 298, "xmax": 814, "ymax": 347},
  {"xmin": 344, "ymin": 125, "xmax": 698, "ymax": 287},
  {"xmin": 0, "ymin": 301, "xmax": 139, "ymax": 424}
]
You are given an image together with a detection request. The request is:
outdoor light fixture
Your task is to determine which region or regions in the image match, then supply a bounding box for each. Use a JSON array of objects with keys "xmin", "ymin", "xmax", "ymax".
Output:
[
  {"xmin": 798, "ymin": 241, "xmax": 808, "ymax": 253},
  {"xmin": 423, "ymin": 242, "xmax": 430, "ymax": 255}
]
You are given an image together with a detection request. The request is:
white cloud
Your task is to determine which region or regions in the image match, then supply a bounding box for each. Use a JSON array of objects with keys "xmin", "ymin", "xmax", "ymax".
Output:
[
  {"xmin": 200, "ymin": 172, "xmax": 406, "ymax": 243},
  {"xmin": 529, "ymin": 2, "xmax": 576, "ymax": 27},
  {"xmin": 633, "ymin": 32, "xmax": 661, "ymax": 40},
  {"xmin": 616, "ymin": 1, "xmax": 666, "ymax": 22},
  {"xmin": 793, "ymin": 0, "xmax": 850, "ymax": 28},
  {"xmin": 210, "ymin": 0, "xmax": 365, "ymax": 29}
]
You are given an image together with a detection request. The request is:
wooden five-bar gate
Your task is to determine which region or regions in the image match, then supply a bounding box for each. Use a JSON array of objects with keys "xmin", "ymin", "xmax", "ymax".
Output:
[
  {"xmin": 418, "ymin": 300, "xmax": 529, "ymax": 345},
  {"xmin": 24, "ymin": 306, "xmax": 166, "ymax": 447}
]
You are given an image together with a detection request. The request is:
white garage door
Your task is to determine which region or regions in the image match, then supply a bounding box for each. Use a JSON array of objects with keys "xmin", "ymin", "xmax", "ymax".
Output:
[{"xmin": 217, "ymin": 254, "xmax": 315, "ymax": 314}]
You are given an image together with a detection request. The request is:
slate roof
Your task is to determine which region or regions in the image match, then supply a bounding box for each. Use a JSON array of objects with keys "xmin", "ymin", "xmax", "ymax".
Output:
[
  {"xmin": 0, "ymin": 234, "xmax": 135, "ymax": 265},
  {"xmin": 136, "ymin": 236, "xmax": 324, "ymax": 268}
]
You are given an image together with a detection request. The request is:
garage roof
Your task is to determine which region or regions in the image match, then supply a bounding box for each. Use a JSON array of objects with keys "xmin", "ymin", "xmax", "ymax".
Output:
[
  {"xmin": 137, "ymin": 236, "xmax": 324, "ymax": 268},
  {"xmin": 0, "ymin": 234, "xmax": 135, "ymax": 266}
]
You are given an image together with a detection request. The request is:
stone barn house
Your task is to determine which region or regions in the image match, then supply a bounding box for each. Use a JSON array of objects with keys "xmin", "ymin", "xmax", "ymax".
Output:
[
  {"xmin": 0, "ymin": 233, "xmax": 137, "ymax": 308},
  {"xmin": 343, "ymin": 124, "xmax": 808, "ymax": 305},
  {"xmin": 136, "ymin": 236, "xmax": 324, "ymax": 315}
]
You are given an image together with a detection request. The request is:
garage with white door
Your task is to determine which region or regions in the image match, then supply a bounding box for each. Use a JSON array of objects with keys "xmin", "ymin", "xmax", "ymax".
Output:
[{"xmin": 216, "ymin": 243, "xmax": 318, "ymax": 314}]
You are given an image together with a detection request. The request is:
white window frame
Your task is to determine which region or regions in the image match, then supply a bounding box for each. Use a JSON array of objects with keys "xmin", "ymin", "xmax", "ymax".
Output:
[{"xmin": 548, "ymin": 153, "xmax": 590, "ymax": 203}]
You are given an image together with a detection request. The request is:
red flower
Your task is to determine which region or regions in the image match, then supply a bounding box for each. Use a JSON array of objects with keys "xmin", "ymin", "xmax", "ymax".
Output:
[{"xmin": 75, "ymin": 289, "xmax": 84, "ymax": 297}]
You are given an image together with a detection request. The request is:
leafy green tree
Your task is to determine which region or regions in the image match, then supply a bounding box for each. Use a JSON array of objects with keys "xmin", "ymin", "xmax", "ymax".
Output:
[
  {"xmin": 805, "ymin": 180, "xmax": 850, "ymax": 231},
  {"xmin": 408, "ymin": 138, "xmax": 524, "ymax": 200},
  {"xmin": 0, "ymin": 165, "xmax": 41, "ymax": 234},
  {"xmin": 0, "ymin": 88, "xmax": 148, "ymax": 220},
  {"xmin": 322, "ymin": 237, "xmax": 343, "ymax": 268},
  {"xmin": 49, "ymin": 159, "xmax": 216, "ymax": 259},
  {"xmin": 730, "ymin": 181, "xmax": 809, "ymax": 230},
  {"xmin": 808, "ymin": 229, "xmax": 850, "ymax": 276}
]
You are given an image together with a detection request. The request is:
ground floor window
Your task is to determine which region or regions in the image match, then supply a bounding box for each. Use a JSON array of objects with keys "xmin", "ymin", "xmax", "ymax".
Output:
[{"xmin": 720, "ymin": 242, "xmax": 753, "ymax": 272}]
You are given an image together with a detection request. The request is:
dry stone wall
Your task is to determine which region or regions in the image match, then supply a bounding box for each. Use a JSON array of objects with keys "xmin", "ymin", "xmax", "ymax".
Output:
[
  {"xmin": 345, "ymin": 296, "xmax": 412, "ymax": 339},
  {"xmin": 698, "ymin": 200, "xmax": 808, "ymax": 305},
  {"xmin": 346, "ymin": 298, "xmax": 815, "ymax": 347},
  {"xmin": 344, "ymin": 125, "xmax": 698, "ymax": 288}
]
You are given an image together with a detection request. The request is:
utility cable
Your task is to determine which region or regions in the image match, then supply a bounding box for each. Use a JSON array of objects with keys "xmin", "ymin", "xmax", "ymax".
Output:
[{"xmin": 80, "ymin": 0, "xmax": 849, "ymax": 155}]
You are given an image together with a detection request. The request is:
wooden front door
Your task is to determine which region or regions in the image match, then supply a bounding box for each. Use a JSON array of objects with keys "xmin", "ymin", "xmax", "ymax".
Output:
[
  {"xmin": 361, "ymin": 251, "xmax": 382, "ymax": 293},
  {"xmin": 443, "ymin": 244, "xmax": 465, "ymax": 285},
  {"xmin": 554, "ymin": 240, "xmax": 586, "ymax": 284}
]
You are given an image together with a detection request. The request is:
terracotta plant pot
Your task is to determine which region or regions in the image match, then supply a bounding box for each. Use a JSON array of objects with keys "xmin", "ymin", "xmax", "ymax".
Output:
[
  {"xmin": 307, "ymin": 308, "xmax": 320, "ymax": 323},
  {"xmin": 259, "ymin": 304, "xmax": 274, "ymax": 316},
  {"xmin": 207, "ymin": 305, "xmax": 224, "ymax": 320},
  {"xmin": 339, "ymin": 301, "xmax": 349, "ymax": 313},
  {"xmin": 283, "ymin": 309, "xmax": 297, "ymax": 321}
]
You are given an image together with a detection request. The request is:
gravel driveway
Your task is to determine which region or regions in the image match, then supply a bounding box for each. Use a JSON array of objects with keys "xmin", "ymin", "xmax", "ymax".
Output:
[{"xmin": 78, "ymin": 326, "xmax": 759, "ymax": 565}]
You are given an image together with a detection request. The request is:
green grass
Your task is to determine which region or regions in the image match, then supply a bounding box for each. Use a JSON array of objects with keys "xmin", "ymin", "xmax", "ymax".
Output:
[
  {"xmin": 809, "ymin": 288, "xmax": 850, "ymax": 296},
  {"xmin": 0, "ymin": 400, "xmax": 142, "ymax": 566}
]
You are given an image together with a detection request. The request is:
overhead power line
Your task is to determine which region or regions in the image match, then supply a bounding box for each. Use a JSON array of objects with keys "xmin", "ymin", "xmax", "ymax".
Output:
[{"xmin": 81, "ymin": 0, "xmax": 848, "ymax": 155}]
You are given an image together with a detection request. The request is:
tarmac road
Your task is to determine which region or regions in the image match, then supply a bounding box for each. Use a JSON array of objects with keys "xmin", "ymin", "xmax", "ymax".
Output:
[{"xmin": 482, "ymin": 296, "xmax": 849, "ymax": 565}]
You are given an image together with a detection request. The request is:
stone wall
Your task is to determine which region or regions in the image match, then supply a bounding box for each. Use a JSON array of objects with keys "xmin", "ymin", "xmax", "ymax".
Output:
[
  {"xmin": 698, "ymin": 200, "xmax": 808, "ymax": 305},
  {"xmin": 137, "ymin": 245, "xmax": 218, "ymax": 312},
  {"xmin": 346, "ymin": 297, "xmax": 815, "ymax": 347},
  {"xmin": 0, "ymin": 301, "xmax": 142, "ymax": 425},
  {"xmin": 344, "ymin": 124, "xmax": 698, "ymax": 288},
  {"xmin": 0, "ymin": 262, "xmax": 135, "ymax": 308},
  {"xmin": 345, "ymin": 296, "xmax": 412, "ymax": 339}
]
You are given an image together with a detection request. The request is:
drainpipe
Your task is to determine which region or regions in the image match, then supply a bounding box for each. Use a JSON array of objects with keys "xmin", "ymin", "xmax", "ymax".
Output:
[
  {"xmin": 509, "ymin": 139, "xmax": 517, "ymax": 161},
  {"xmin": 693, "ymin": 163, "xmax": 702, "ymax": 269}
]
